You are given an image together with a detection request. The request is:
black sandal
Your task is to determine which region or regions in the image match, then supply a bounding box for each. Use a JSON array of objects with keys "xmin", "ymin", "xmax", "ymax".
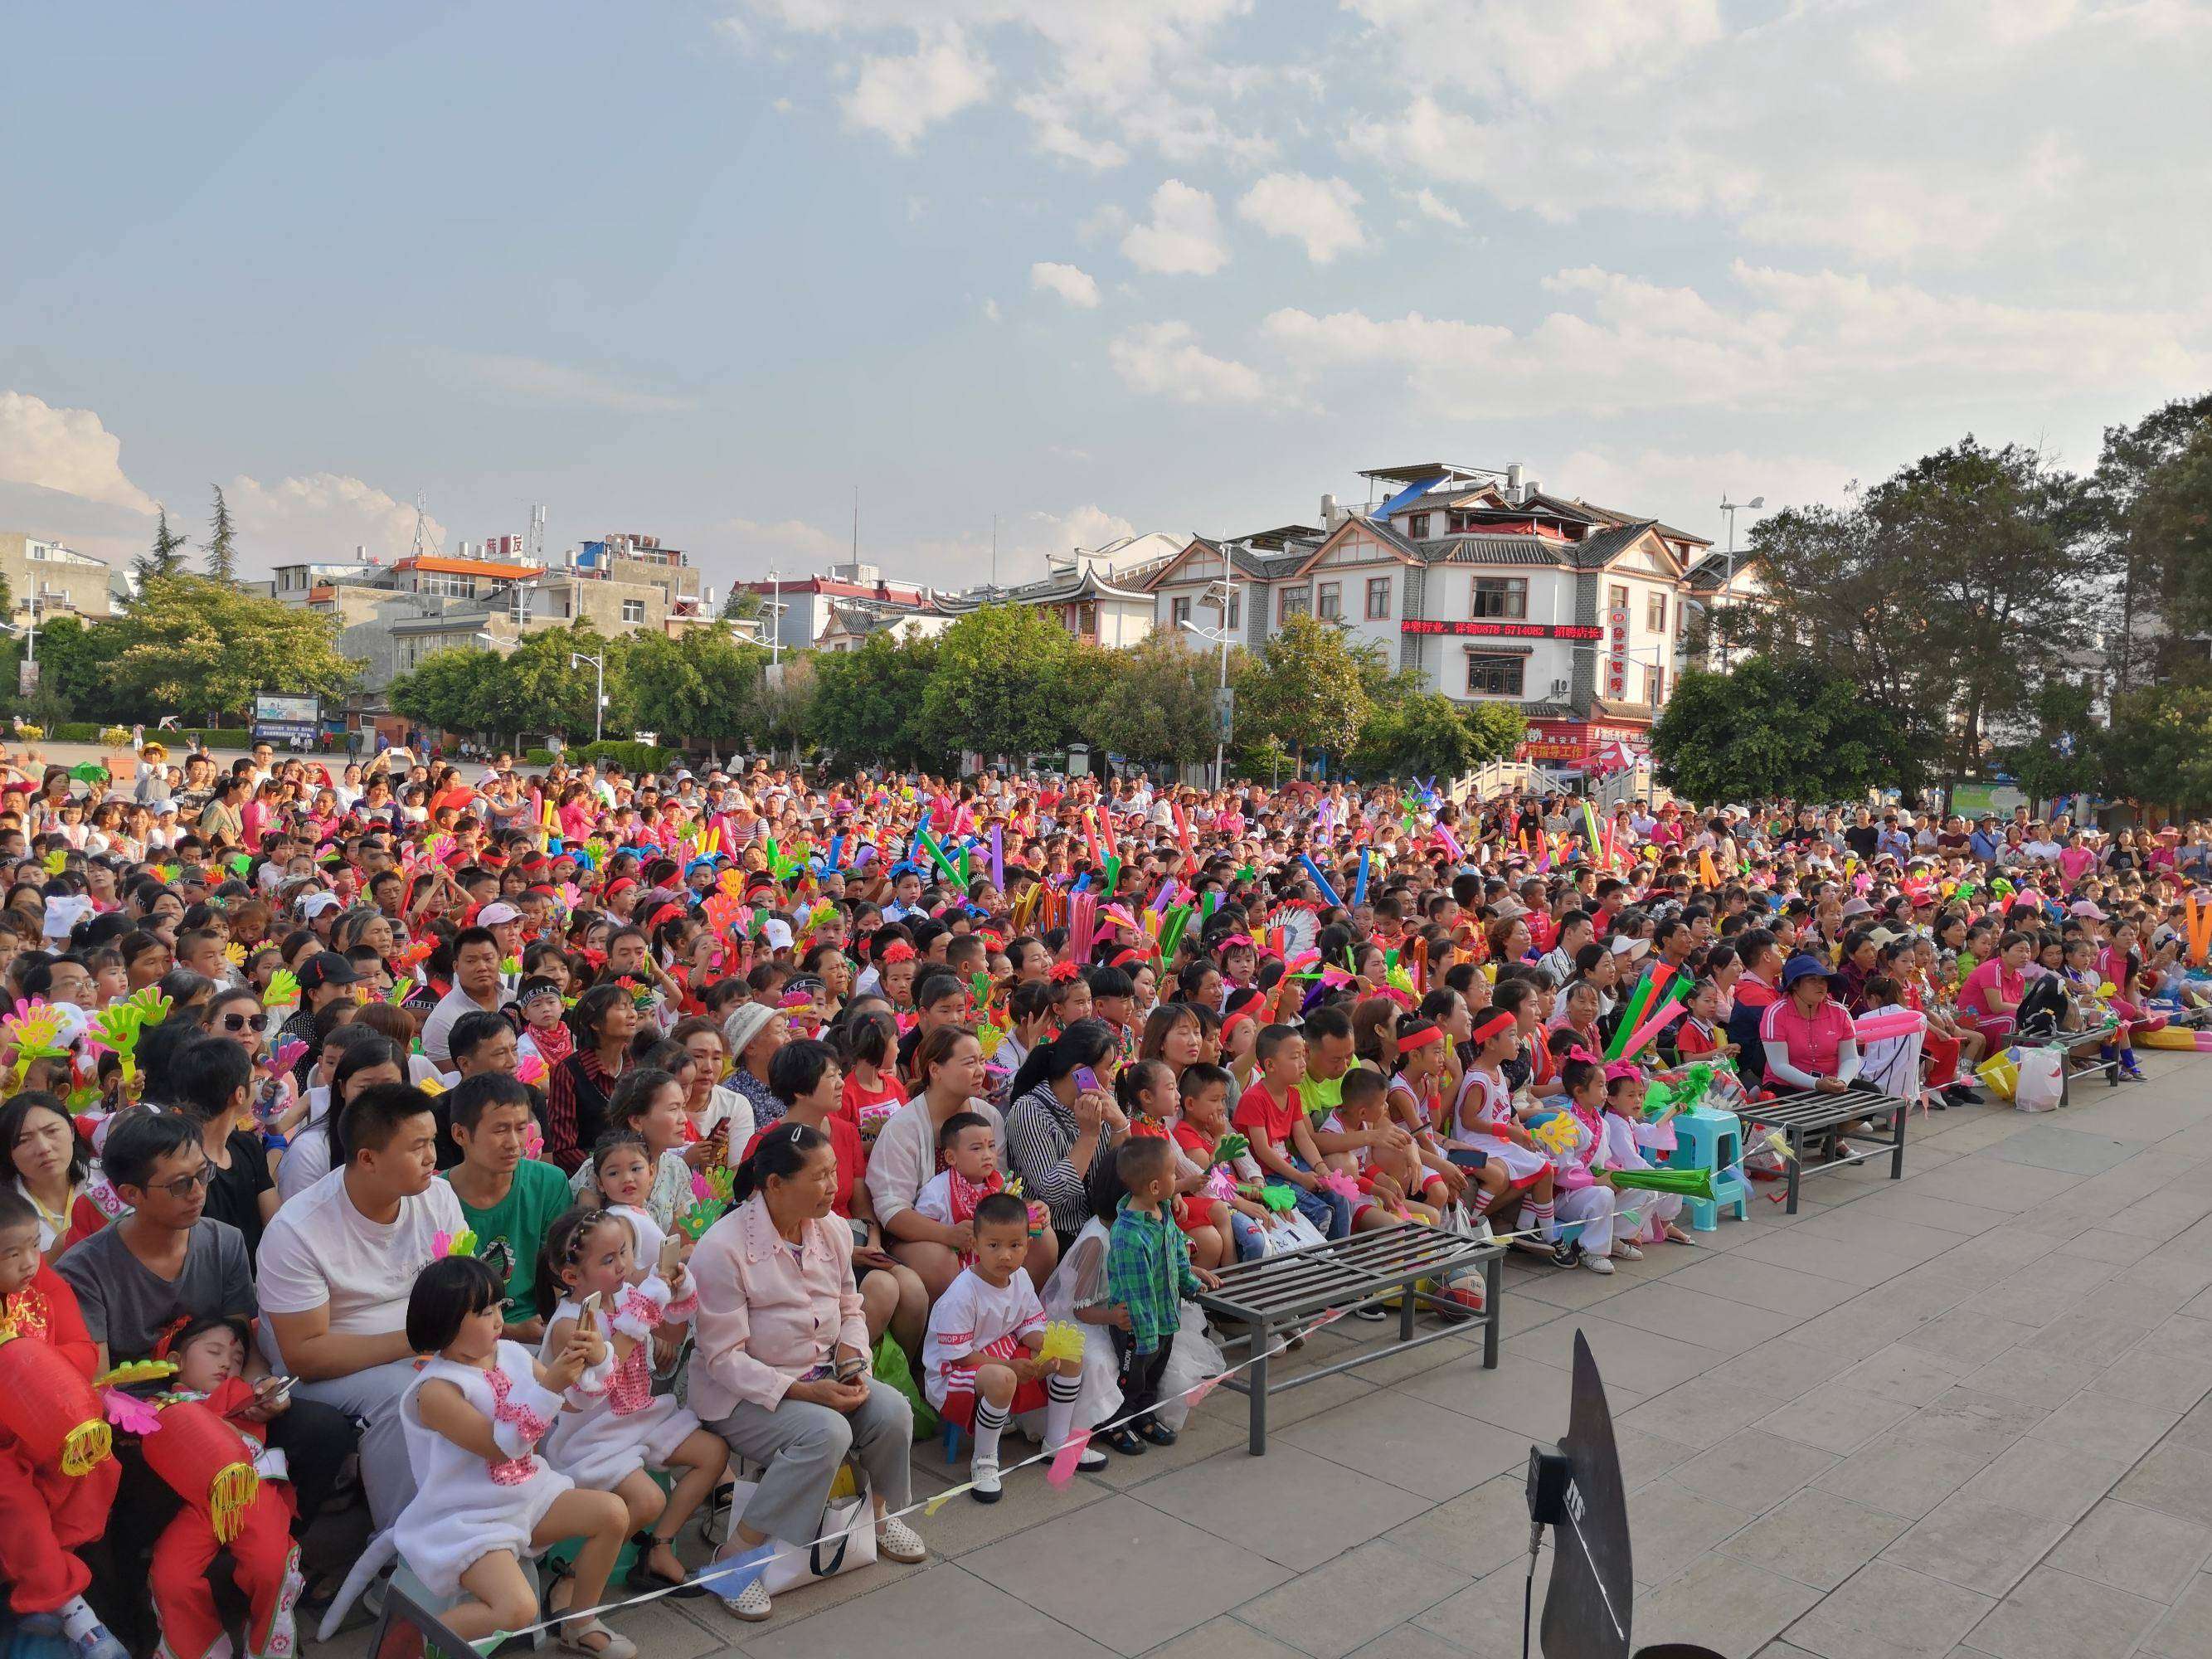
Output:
[
  {"xmin": 624, "ymin": 1530, "xmax": 707, "ymax": 1598},
  {"xmin": 1101, "ymin": 1425, "xmax": 1147, "ymax": 1456},
  {"xmin": 1137, "ymin": 1420, "xmax": 1179, "ymax": 1447}
]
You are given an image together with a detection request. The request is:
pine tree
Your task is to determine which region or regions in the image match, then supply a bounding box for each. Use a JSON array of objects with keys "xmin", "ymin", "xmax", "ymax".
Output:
[
  {"xmin": 204, "ymin": 485, "xmax": 238, "ymax": 583},
  {"xmin": 136, "ymin": 506, "xmax": 189, "ymax": 583}
]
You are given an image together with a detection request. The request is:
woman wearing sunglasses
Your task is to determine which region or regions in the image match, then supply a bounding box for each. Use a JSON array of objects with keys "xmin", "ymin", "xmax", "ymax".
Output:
[{"xmin": 203, "ymin": 985, "xmax": 309, "ymax": 1173}]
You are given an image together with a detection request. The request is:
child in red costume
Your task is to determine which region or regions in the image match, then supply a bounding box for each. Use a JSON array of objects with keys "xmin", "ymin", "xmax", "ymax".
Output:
[
  {"xmin": 145, "ymin": 1314, "xmax": 304, "ymax": 1659},
  {"xmin": 0, "ymin": 1189, "xmax": 128, "ymax": 1659}
]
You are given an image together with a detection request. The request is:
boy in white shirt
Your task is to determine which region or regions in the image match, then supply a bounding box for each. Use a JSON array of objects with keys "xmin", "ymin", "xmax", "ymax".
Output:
[{"xmin": 921, "ymin": 1192, "xmax": 1093, "ymax": 1501}]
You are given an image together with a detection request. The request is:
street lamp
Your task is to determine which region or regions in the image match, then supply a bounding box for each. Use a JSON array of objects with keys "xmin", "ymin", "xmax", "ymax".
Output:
[
  {"xmin": 1716, "ymin": 495, "xmax": 1765, "ymax": 670},
  {"xmin": 571, "ymin": 650, "xmax": 606, "ymax": 744},
  {"xmin": 1178, "ymin": 572, "xmax": 1239, "ymax": 789}
]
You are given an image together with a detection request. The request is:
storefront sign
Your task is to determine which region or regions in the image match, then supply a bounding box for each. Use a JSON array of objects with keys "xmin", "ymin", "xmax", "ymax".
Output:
[{"xmin": 1401, "ymin": 620, "xmax": 1604, "ymax": 640}]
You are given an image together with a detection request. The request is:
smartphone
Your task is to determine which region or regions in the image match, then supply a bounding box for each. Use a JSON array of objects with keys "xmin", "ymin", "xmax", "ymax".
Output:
[
  {"xmin": 1072, "ymin": 1066, "xmax": 1102, "ymax": 1094},
  {"xmin": 1445, "ymin": 1148, "xmax": 1490, "ymax": 1171},
  {"xmin": 579, "ymin": 1290, "xmax": 603, "ymax": 1326},
  {"xmin": 657, "ymin": 1233, "xmax": 683, "ymax": 1279}
]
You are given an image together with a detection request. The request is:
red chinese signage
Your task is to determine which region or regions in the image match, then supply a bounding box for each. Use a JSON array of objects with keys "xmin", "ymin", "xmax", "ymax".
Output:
[
  {"xmin": 1516, "ymin": 720, "xmax": 1651, "ymax": 766},
  {"xmin": 1604, "ymin": 606, "xmax": 1630, "ymax": 698},
  {"xmin": 1401, "ymin": 620, "xmax": 1604, "ymax": 640}
]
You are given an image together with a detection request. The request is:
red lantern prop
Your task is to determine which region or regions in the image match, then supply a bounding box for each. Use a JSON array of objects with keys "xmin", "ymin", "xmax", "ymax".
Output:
[
  {"xmin": 142, "ymin": 1397, "xmax": 260, "ymax": 1544},
  {"xmin": 0, "ymin": 1329, "xmax": 111, "ymax": 1475}
]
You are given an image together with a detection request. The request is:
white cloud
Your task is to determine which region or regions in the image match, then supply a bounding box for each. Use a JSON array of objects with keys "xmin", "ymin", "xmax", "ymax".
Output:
[
  {"xmin": 1120, "ymin": 179, "xmax": 1229, "ymax": 275},
  {"xmin": 1344, "ymin": 0, "xmax": 1722, "ymax": 104},
  {"xmin": 842, "ymin": 32, "xmax": 993, "ymax": 148},
  {"xmin": 1030, "ymin": 261, "xmax": 1102, "ymax": 308},
  {"xmin": 1739, "ymin": 136, "xmax": 2084, "ymax": 263},
  {"xmin": 1236, "ymin": 172, "xmax": 1365, "ymax": 264},
  {"xmin": 431, "ymin": 352, "xmax": 697, "ymax": 413},
  {"xmin": 224, "ymin": 474, "xmax": 447, "ymax": 572},
  {"xmin": 725, "ymin": 2, "xmax": 1266, "ymax": 168},
  {"xmin": 0, "ymin": 391, "xmax": 156, "ymax": 513},
  {"xmin": 980, "ymin": 297, "xmax": 1003, "ymax": 322},
  {"xmin": 1262, "ymin": 260, "xmax": 2210, "ymax": 418},
  {"xmin": 1108, "ymin": 321, "xmax": 1268, "ymax": 403},
  {"xmin": 1406, "ymin": 187, "xmax": 1466, "ymax": 229},
  {"xmin": 713, "ymin": 516, "xmax": 850, "ymax": 572}
]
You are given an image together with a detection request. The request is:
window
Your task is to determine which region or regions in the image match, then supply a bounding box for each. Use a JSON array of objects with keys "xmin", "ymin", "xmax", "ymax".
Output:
[
  {"xmin": 1471, "ymin": 577, "xmax": 1528, "ymax": 619},
  {"xmin": 1316, "ymin": 581, "xmax": 1341, "ymax": 620},
  {"xmin": 1608, "ymin": 583, "xmax": 1629, "ymax": 614},
  {"xmin": 1466, "ymin": 654, "xmax": 1525, "ymax": 697},
  {"xmin": 1646, "ymin": 664, "xmax": 1666, "ymax": 705},
  {"xmin": 1227, "ymin": 591, "xmax": 1241, "ymax": 630},
  {"xmin": 1279, "ymin": 587, "xmax": 1310, "ymax": 623},
  {"xmin": 1407, "ymin": 513, "xmax": 1432, "ymax": 540},
  {"xmin": 1172, "ymin": 596, "xmax": 1192, "ymax": 626},
  {"xmin": 1365, "ymin": 576, "xmax": 1392, "ymax": 620},
  {"xmin": 1646, "ymin": 591, "xmax": 1667, "ymax": 634},
  {"xmin": 621, "ymin": 598, "xmax": 646, "ymax": 624}
]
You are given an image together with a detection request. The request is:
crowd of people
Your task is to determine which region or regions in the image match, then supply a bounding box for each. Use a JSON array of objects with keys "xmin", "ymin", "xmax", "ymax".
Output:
[{"xmin": 0, "ymin": 734, "xmax": 2205, "ymax": 1659}]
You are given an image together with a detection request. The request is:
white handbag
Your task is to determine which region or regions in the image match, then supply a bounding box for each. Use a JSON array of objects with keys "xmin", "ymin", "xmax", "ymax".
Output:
[{"xmin": 700, "ymin": 1472, "xmax": 877, "ymax": 1592}]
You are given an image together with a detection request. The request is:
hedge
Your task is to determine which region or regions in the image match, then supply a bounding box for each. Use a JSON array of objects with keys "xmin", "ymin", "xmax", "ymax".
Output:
[
  {"xmin": 52, "ymin": 722, "xmax": 256, "ymax": 749},
  {"xmin": 576, "ymin": 740, "xmax": 677, "ymax": 773},
  {"xmin": 523, "ymin": 747, "xmax": 557, "ymax": 766}
]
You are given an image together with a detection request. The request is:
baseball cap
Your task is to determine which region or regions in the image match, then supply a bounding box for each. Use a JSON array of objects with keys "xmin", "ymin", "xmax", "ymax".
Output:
[
  {"xmin": 762, "ymin": 918, "xmax": 795, "ymax": 951},
  {"xmin": 297, "ymin": 951, "xmax": 361, "ymax": 992},
  {"xmin": 478, "ymin": 901, "xmax": 523, "ymax": 926},
  {"xmin": 1780, "ymin": 953, "xmax": 1839, "ymax": 990},
  {"xmin": 297, "ymin": 890, "xmax": 343, "ymax": 918}
]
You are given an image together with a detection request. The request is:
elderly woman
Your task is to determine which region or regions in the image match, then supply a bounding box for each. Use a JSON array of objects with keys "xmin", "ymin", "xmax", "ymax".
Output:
[
  {"xmin": 687, "ymin": 1123, "xmax": 926, "ymax": 1622},
  {"xmin": 722, "ymin": 1000, "xmax": 790, "ymax": 1131}
]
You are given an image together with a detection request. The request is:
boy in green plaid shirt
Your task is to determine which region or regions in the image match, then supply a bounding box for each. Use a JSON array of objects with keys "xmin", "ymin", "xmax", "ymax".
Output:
[{"xmin": 1101, "ymin": 1136, "xmax": 1220, "ymax": 1455}]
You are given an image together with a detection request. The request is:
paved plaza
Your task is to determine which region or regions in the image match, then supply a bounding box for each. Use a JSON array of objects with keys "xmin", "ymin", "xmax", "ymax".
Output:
[{"xmin": 323, "ymin": 1050, "xmax": 2212, "ymax": 1659}]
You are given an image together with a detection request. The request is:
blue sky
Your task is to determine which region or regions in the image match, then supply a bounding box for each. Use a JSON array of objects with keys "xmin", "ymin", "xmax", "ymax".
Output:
[{"xmin": 3, "ymin": 1, "xmax": 2209, "ymax": 592}]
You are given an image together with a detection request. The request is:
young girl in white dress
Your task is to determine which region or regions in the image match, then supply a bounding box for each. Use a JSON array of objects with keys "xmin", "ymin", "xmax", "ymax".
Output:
[
  {"xmin": 1448, "ymin": 1010, "xmax": 1561, "ymax": 1244},
  {"xmin": 396, "ymin": 1255, "xmax": 636, "ymax": 1659},
  {"xmin": 535, "ymin": 1204, "xmax": 731, "ymax": 1598}
]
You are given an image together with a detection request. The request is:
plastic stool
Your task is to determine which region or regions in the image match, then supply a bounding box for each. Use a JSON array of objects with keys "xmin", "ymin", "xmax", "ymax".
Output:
[
  {"xmin": 1665, "ymin": 1107, "xmax": 1748, "ymax": 1230},
  {"xmin": 393, "ymin": 1554, "xmax": 547, "ymax": 1649},
  {"xmin": 943, "ymin": 1418, "xmax": 965, "ymax": 1461}
]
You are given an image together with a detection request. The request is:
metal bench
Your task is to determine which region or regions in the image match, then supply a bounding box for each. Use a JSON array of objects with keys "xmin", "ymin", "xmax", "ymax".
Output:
[
  {"xmin": 1196, "ymin": 1220, "xmax": 1504, "ymax": 1454},
  {"xmin": 1738, "ymin": 1087, "xmax": 1911, "ymax": 1214}
]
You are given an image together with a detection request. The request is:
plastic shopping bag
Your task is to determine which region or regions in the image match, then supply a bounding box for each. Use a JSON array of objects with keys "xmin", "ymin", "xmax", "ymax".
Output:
[{"xmin": 2013, "ymin": 1047, "xmax": 2064, "ymax": 1113}]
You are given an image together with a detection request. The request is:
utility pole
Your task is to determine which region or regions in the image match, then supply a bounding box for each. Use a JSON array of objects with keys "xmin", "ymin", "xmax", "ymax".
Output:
[{"xmin": 570, "ymin": 651, "xmax": 605, "ymax": 743}]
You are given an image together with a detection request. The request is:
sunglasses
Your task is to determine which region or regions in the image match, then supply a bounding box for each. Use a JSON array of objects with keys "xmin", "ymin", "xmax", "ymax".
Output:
[
  {"xmin": 150, "ymin": 1164, "xmax": 216, "ymax": 1199},
  {"xmin": 220, "ymin": 1011, "xmax": 270, "ymax": 1034}
]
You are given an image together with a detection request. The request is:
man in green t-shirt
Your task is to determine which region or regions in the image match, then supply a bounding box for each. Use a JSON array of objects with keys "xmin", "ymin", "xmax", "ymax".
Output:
[{"xmin": 440, "ymin": 1073, "xmax": 573, "ymax": 1340}]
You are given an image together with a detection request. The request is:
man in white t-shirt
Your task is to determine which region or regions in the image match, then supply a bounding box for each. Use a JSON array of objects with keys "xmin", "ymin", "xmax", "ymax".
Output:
[{"xmin": 259, "ymin": 1082, "xmax": 464, "ymax": 1528}]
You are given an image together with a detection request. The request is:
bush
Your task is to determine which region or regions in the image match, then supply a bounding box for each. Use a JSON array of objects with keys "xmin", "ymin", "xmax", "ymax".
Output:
[
  {"xmin": 523, "ymin": 747, "xmax": 556, "ymax": 766},
  {"xmin": 577, "ymin": 740, "xmax": 676, "ymax": 773}
]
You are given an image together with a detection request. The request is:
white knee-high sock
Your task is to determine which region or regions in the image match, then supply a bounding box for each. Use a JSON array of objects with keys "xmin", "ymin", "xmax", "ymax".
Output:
[
  {"xmin": 1043, "ymin": 1370, "xmax": 1081, "ymax": 1450},
  {"xmin": 972, "ymin": 1395, "xmax": 1009, "ymax": 1466},
  {"xmin": 1530, "ymin": 1198, "xmax": 1556, "ymax": 1239}
]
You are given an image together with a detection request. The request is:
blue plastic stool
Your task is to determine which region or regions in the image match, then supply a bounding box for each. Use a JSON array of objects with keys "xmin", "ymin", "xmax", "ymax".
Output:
[
  {"xmin": 943, "ymin": 1419, "xmax": 965, "ymax": 1461},
  {"xmin": 1665, "ymin": 1106, "xmax": 1748, "ymax": 1230}
]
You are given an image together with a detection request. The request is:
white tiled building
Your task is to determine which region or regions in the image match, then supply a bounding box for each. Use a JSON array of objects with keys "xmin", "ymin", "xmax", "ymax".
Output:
[{"xmin": 1146, "ymin": 462, "xmax": 1711, "ymax": 768}]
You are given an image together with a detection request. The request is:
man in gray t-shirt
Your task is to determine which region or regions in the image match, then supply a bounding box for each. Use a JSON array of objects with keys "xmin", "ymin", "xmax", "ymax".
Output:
[
  {"xmin": 56, "ymin": 1110, "xmax": 357, "ymax": 1545},
  {"xmin": 58, "ymin": 1218, "xmax": 251, "ymax": 1362}
]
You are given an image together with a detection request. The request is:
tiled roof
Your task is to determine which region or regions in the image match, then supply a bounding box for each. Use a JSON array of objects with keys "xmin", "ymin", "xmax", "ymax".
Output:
[
  {"xmin": 1564, "ymin": 520, "xmax": 1659, "ymax": 569},
  {"xmin": 1417, "ymin": 535, "xmax": 1569, "ymax": 567}
]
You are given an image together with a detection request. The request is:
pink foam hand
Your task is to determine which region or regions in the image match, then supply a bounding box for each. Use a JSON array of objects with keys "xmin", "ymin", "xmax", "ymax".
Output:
[
  {"xmin": 101, "ymin": 1388, "xmax": 163, "ymax": 1435},
  {"xmin": 514, "ymin": 1053, "xmax": 547, "ymax": 1087},
  {"xmin": 1046, "ymin": 1428, "xmax": 1093, "ymax": 1487},
  {"xmin": 1320, "ymin": 1170, "xmax": 1363, "ymax": 1202},
  {"xmin": 270, "ymin": 1039, "xmax": 309, "ymax": 1074},
  {"xmin": 521, "ymin": 1121, "xmax": 544, "ymax": 1160}
]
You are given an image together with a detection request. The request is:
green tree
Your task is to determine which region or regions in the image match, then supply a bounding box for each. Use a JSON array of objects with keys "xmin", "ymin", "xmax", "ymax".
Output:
[
  {"xmin": 807, "ymin": 631, "xmax": 939, "ymax": 766},
  {"xmin": 1997, "ymin": 680, "xmax": 2106, "ymax": 810},
  {"xmin": 100, "ymin": 573, "xmax": 357, "ymax": 722},
  {"xmin": 136, "ymin": 506, "xmax": 190, "ymax": 585},
  {"xmin": 1236, "ymin": 613, "xmax": 1376, "ymax": 771},
  {"xmin": 614, "ymin": 627, "xmax": 764, "ymax": 748},
  {"xmin": 1353, "ymin": 693, "xmax": 1524, "ymax": 781},
  {"xmin": 204, "ymin": 486, "xmax": 239, "ymax": 584},
  {"xmin": 2104, "ymin": 679, "xmax": 2212, "ymax": 814},
  {"xmin": 485, "ymin": 626, "xmax": 605, "ymax": 744},
  {"xmin": 389, "ymin": 649, "xmax": 502, "ymax": 740},
  {"xmin": 721, "ymin": 586, "xmax": 764, "ymax": 622},
  {"xmin": 17, "ymin": 616, "xmax": 119, "ymax": 722},
  {"xmin": 1743, "ymin": 438, "xmax": 2096, "ymax": 778},
  {"xmin": 741, "ymin": 653, "xmax": 817, "ymax": 759},
  {"xmin": 919, "ymin": 606, "xmax": 1081, "ymax": 761},
  {"xmin": 1084, "ymin": 635, "xmax": 1218, "ymax": 766},
  {"xmin": 2093, "ymin": 392, "xmax": 2212, "ymax": 690},
  {"xmin": 1650, "ymin": 656, "xmax": 1927, "ymax": 802}
]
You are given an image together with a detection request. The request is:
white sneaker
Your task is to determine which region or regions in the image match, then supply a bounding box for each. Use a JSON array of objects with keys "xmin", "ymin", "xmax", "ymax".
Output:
[
  {"xmin": 1054, "ymin": 1441, "xmax": 1109, "ymax": 1472},
  {"xmin": 1581, "ymin": 1252, "xmax": 1616, "ymax": 1274},
  {"xmin": 971, "ymin": 1456, "xmax": 1003, "ymax": 1503},
  {"xmin": 1612, "ymin": 1243, "xmax": 1643, "ymax": 1262},
  {"xmin": 720, "ymin": 1579, "xmax": 772, "ymax": 1623}
]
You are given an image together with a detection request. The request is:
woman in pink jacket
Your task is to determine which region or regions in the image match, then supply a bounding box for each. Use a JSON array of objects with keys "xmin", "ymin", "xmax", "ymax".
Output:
[{"xmin": 683, "ymin": 1122, "xmax": 927, "ymax": 1621}]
